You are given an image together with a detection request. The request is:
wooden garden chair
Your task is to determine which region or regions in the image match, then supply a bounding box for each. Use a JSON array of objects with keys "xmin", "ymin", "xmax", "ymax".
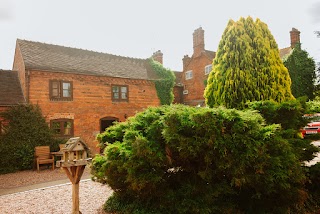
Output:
[{"xmin": 34, "ymin": 146, "xmax": 55, "ymax": 172}]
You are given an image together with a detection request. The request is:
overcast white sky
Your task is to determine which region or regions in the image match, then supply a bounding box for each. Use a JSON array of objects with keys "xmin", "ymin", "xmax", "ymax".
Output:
[{"xmin": 0, "ymin": 0, "xmax": 319, "ymax": 71}]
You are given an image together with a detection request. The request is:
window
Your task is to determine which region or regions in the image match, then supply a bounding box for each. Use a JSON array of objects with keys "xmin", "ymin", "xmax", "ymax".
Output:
[
  {"xmin": 205, "ymin": 65, "xmax": 212, "ymax": 75},
  {"xmin": 185, "ymin": 70, "xmax": 193, "ymax": 80},
  {"xmin": 50, "ymin": 119, "xmax": 74, "ymax": 137},
  {"xmin": 49, "ymin": 80, "xmax": 73, "ymax": 101},
  {"xmin": 112, "ymin": 85, "xmax": 128, "ymax": 101}
]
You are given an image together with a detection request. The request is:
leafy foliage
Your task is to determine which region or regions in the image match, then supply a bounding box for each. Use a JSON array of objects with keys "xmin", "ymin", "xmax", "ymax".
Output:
[
  {"xmin": 0, "ymin": 104, "xmax": 62, "ymax": 174},
  {"xmin": 314, "ymin": 63, "xmax": 320, "ymax": 98},
  {"xmin": 284, "ymin": 44, "xmax": 316, "ymax": 100},
  {"xmin": 247, "ymin": 98, "xmax": 307, "ymax": 130},
  {"xmin": 306, "ymin": 163, "xmax": 320, "ymax": 211},
  {"xmin": 306, "ymin": 100, "xmax": 320, "ymax": 114},
  {"xmin": 92, "ymin": 105, "xmax": 308, "ymax": 213},
  {"xmin": 149, "ymin": 59, "xmax": 175, "ymax": 105},
  {"xmin": 205, "ymin": 17, "xmax": 294, "ymax": 109},
  {"xmin": 247, "ymin": 99, "xmax": 319, "ymax": 161}
]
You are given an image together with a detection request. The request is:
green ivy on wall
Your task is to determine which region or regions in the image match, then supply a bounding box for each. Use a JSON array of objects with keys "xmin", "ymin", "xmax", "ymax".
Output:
[{"xmin": 149, "ymin": 59, "xmax": 175, "ymax": 105}]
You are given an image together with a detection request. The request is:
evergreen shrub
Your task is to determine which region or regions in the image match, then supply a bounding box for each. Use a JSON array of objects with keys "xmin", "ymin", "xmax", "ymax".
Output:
[
  {"xmin": 205, "ymin": 17, "xmax": 294, "ymax": 109},
  {"xmin": 248, "ymin": 99, "xmax": 319, "ymax": 162},
  {"xmin": 306, "ymin": 163, "xmax": 320, "ymax": 211},
  {"xmin": 284, "ymin": 44, "xmax": 316, "ymax": 100},
  {"xmin": 93, "ymin": 105, "xmax": 307, "ymax": 213},
  {"xmin": 0, "ymin": 104, "xmax": 62, "ymax": 174},
  {"xmin": 247, "ymin": 98, "xmax": 307, "ymax": 130},
  {"xmin": 306, "ymin": 100, "xmax": 320, "ymax": 114}
]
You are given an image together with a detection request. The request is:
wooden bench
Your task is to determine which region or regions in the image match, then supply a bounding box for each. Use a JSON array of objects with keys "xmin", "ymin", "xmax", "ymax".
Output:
[{"xmin": 34, "ymin": 146, "xmax": 55, "ymax": 172}]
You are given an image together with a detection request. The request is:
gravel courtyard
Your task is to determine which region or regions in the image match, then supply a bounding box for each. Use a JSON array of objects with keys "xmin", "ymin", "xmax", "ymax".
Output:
[{"xmin": 0, "ymin": 168, "xmax": 113, "ymax": 214}]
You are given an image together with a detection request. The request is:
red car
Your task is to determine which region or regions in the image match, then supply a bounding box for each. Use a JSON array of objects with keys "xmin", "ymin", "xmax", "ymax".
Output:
[{"xmin": 301, "ymin": 122, "xmax": 320, "ymax": 137}]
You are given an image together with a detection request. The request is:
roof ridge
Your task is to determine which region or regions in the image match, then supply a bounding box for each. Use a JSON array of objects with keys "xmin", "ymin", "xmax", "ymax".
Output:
[{"xmin": 16, "ymin": 38, "xmax": 147, "ymax": 63}]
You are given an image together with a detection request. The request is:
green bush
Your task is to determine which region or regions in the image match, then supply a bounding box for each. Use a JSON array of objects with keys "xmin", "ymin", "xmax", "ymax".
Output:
[
  {"xmin": 306, "ymin": 163, "xmax": 320, "ymax": 211},
  {"xmin": 248, "ymin": 99, "xmax": 320, "ymax": 211},
  {"xmin": 92, "ymin": 105, "xmax": 307, "ymax": 213},
  {"xmin": 0, "ymin": 104, "xmax": 62, "ymax": 174},
  {"xmin": 306, "ymin": 100, "xmax": 320, "ymax": 114},
  {"xmin": 284, "ymin": 44, "xmax": 316, "ymax": 100},
  {"xmin": 247, "ymin": 98, "xmax": 308, "ymax": 130},
  {"xmin": 247, "ymin": 99, "xmax": 320, "ymax": 163}
]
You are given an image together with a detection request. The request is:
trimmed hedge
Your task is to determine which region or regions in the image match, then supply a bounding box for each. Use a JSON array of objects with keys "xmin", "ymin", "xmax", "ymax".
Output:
[{"xmin": 93, "ymin": 105, "xmax": 307, "ymax": 213}]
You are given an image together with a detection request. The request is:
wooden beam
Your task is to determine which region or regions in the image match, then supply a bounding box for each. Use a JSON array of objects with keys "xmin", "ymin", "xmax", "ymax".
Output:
[
  {"xmin": 72, "ymin": 183, "xmax": 80, "ymax": 214},
  {"xmin": 63, "ymin": 167, "xmax": 74, "ymax": 183},
  {"xmin": 74, "ymin": 165, "xmax": 85, "ymax": 184}
]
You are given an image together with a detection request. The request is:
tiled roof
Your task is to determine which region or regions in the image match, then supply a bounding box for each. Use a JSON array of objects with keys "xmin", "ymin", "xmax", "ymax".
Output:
[
  {"xmin": 279, "ymin": 47, "xmax": 293, "ymax": 60},
  {"xmin": 0, "ymin": 70, "xmax": 25, "ymax": 106},
  {"xmin": 16, "ymin": 39, "xmax": 160, "ymax": 80},
  {"xmin": 205, "ymin": 50, "xmax": 216, "ymax": 59}
]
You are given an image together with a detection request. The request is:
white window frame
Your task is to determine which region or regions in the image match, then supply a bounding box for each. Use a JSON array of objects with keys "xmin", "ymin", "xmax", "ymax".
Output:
[
  {"xmin": 205, "ymin": 65, "xmax": 212, "ymax": 75},
  {"xmin": 185, "ymin": 70, "xmax": 193, "ymax": 80}
]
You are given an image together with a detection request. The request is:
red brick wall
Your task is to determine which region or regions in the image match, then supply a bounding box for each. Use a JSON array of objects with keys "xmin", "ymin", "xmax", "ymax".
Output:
[
  {"xmin": 181, "ymin": 53, "xmax": 213, "ymax": 106},
  {"xmin": 173, "ymin": 86, "xmax": 183, "ymax": 104},
  {"xmin": 28, "ymin": 70, "xmax": 160, "ymax": 153},
  {"xmin": 12, "ymin": 44, "xmax": 27, "ymax": 99}
]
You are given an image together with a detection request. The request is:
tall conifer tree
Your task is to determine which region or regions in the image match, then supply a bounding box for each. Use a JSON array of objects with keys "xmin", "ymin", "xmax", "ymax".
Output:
[
  {"xmin": 205, "ymin": 17, "xmax": 294, "ymax": 109},
  {"xmin": 284, "ymin": 44, "xmax": 316, "ymax": 100}
]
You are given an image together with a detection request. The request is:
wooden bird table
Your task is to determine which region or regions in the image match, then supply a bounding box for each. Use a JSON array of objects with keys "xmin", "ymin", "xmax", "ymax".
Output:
[{"xmin": 56, "ymin": 137, "xmax": 91, "ymax": 214}]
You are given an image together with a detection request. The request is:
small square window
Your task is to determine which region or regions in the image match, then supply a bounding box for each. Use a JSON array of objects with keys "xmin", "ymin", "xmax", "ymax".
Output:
[
  {"xmin": 205, "ymin": 65, "xmax": 212, "ymax": 75},
  {"xmin": 112, "ymin": 85, "xmax": 128, "ymax": 101},
  {"xmin": 50, "ymin": 119, "xmax": 74, "ymax": 137},
  {"xmin": 185, "ymin": 70, "xmax": 193, "ymax": 80},
  {"xmin": 50, "ymin": 80, "xmax": 73, "ymax": 101}
]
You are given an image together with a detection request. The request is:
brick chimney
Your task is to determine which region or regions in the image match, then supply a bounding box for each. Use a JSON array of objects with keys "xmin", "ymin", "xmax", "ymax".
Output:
[
  {"xmin": 182, "ymin": 55, "xmax": 191, "ymax": 70},
  {"xmin": 152, "ymin": 50, "xmax": 163, "ymax": 64},
  {"xmin": 193, "ymin": 27, "xmax": 205, "ymax": 57},
  {"xmin": 290, "ymin": 28, "xmax": 300, "ymax": 48}
]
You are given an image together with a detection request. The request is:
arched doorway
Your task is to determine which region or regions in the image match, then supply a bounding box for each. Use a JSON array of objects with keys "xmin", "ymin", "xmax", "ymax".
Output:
[{"xmin": 100, "ymin": 116, "xmax": 119, "ymax": 133}]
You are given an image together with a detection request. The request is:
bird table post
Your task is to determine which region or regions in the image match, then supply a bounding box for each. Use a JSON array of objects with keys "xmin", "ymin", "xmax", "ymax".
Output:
[
  {"xmin": 63, "ymin": 165, "xmax": 86, "ymax": 214},
  {"xmin": 56, "ymin": 137, "xmax": 92, "ymax": 214}
]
